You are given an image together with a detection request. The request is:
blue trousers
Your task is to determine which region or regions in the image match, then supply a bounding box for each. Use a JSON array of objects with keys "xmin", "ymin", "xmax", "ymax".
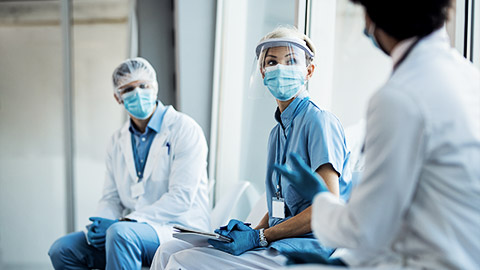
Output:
[{"xmin": 48, "ymin": 222, "xmax": 160, "ymax": 270}]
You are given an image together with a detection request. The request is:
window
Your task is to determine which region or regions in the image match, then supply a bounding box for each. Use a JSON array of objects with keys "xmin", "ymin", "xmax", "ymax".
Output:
[
  {"xmin": 307, "ymin": 0, "xmax": 391, "ymax": 128},
  {"xmin": 211, "ymin": 0, "xmax": 296, "ymax": 202}
]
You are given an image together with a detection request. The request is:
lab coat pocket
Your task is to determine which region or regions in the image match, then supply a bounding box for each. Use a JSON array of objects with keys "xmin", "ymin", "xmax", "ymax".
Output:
[{"xmin": 149, "ymin": 146, "xmax": 172, "ymax": 182}]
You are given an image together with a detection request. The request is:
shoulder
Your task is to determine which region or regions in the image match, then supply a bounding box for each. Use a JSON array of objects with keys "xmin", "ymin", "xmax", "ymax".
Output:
[
  {"xmin": 104, "ymin": 120, "xmax": 129, "ymax": 154},
  {"xmin": 110, "ymin": 120, "xmax": 129, "ymax": 143},
  {"xmin": 268, "ymin": 123, "xmax": 281, "ymax": 140},
  {"xmin": 164, "ymin": 106, "xmax": 203, "ymax": 133},
  {"xmin": 302, "ymin": 102, "xmax": 344, "ymax": 132},
  {"xmin": 163, "ymin": 106, "xmax": 207, "ymax": 146},
  {"xmin": 371, "ymin": 83, "xmax": 420, "ymax": 112},
  {"xmin": 368, "ymin": 84, "xmax": 424, "ymax": 127}
]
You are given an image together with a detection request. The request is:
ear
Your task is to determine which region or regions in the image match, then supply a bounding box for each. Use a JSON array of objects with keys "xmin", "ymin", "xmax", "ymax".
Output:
[
  {"xmin": 114, "ymin": 93, "xmax": 123, "ymax": 104},
  {"xmin": 260, "ymin": 68, "xmax": 265, "ymax": 79},
  {"xmin": 306, "ymin": 64, "xmax": 315, "ymax": 81}
]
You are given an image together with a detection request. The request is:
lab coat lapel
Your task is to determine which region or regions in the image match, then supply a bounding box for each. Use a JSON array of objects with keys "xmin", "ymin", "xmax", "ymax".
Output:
[
  {"xmin": 119, "ymin": 122, "xmax": 138, "ymax": 182},
  {"xmin": 142, "ymin": 131, "xmax": 168, "ymax": 181},
  {"xmin": 142, "ymin": 107, "xmax": 172, "ymax": 181}
]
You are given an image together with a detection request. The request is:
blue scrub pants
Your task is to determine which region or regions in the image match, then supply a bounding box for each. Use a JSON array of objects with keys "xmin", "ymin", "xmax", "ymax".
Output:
[{"xmin": 48, "ymin": 222, "xmax": 160, "ymax": 270}]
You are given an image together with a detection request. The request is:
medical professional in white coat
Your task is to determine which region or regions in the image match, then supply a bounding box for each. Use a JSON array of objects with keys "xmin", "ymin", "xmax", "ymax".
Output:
[
  {"xmin": 48, "ymin": 57, "xmax": 210, "ymax": 270},
  {"xmin": 275, "ymin": 0, "xmax": 480, "ymax": 269}
]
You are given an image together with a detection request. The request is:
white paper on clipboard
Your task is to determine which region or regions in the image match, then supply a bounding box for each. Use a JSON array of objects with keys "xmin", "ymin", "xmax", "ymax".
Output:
[{"xmin": 172, "ymin": 225, "xmax": 232, "ymax": 246}]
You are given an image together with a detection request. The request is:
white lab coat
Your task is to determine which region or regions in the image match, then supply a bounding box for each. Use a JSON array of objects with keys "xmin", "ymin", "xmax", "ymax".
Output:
[
  {"xmin": 94, "ymin": 105, "xmax": 210, "ymax": 244},
  {"xmin": 310, "ymin": 28, "xmax": 480, "ymax": 269}
]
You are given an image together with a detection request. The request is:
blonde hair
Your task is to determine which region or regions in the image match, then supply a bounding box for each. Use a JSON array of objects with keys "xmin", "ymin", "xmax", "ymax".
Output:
[{"xmin": 258, "ymin": 26, "xmax": 316, "ymax": 68}]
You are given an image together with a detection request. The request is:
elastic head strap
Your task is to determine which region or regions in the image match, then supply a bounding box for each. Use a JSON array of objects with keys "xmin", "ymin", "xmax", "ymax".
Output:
[{"xmin": 255, "ymin": 37, "xmax": 314, "ymax": 59}]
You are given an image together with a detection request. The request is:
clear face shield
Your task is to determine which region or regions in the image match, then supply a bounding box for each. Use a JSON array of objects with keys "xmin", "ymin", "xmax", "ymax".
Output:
[
  {"xmin": 115, "ymin": 80, "xmax": 157, "ymax": 100},
  {"xmin": 248, "ymin": 37, "xmax": 314, "ymax": 100}
]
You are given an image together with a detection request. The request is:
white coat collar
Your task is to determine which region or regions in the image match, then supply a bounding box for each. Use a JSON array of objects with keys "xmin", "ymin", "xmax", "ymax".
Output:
[
  {"xmin": 391, "ymin": 36, "xmax": 417, "ymax": 67},
  {"xmin": 391, "ymin": 26, "xmax": 450, "ymax": 69}
]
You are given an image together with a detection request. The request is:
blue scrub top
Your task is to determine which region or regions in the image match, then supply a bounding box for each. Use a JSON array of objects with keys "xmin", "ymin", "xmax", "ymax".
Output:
[{"xmin": 265, "ymin": 91, "xmax": 351, "ymax": 254}]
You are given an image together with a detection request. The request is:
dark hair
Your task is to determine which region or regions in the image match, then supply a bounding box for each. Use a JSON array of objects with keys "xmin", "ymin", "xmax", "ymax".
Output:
[{"xmin": 350, "ymin": 0, "xmax": 452, "ymax": 40}]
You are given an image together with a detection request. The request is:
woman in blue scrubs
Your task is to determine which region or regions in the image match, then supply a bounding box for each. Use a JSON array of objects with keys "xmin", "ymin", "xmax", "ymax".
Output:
[{"xmin": 150, "ymin": 26, "xmax": 352, "ymax": 270}]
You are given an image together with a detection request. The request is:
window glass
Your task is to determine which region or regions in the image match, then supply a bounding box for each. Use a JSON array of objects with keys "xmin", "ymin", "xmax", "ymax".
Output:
[
  {"xmin": 308, "ymin": 0, "xmax": 391, "ymax": 128},
  {"xmin": 213, "ymin": 0, "xmax": 296, "ymax": 200},
  {"xmin": 473, "ymin": 0, "xmax": 480, "ymax": 68}
]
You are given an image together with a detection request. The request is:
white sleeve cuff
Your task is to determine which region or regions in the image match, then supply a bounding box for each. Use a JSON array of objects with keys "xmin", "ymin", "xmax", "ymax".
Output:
[{"xmin": 311, "ymin": 192, "xmax": 344, "ymax": 247}]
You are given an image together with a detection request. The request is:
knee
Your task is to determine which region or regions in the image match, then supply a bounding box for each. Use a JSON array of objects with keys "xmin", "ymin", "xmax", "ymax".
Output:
[
  {"xmin": 106, "ymin": 222, "xmax": 135, "ymax": 247},
  {"xmin": 48, "ymin": 236, "xmax": 71, "ymax": 268}
]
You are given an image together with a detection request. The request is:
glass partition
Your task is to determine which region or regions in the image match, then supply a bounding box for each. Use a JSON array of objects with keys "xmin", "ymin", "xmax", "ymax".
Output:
[
  {"xmin": 213, "ymin": 0, "xmax": 296, "ymax": 201},
  {"xmin": 308, "ymin": 0, "xmax": 391, "ymax": 128}
]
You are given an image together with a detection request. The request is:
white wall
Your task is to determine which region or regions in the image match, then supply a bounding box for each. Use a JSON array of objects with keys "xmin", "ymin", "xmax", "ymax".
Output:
[
  {"xmin": 0, "ymin": 1, "xmax": 128, "ymax": 268},
  {"xmin": 0, "ymin": 18, "xmax": 66, "ymax": 270},
  {"xmin": 72, "ymin": 23, "xmax": 128, "ymax": 231}
]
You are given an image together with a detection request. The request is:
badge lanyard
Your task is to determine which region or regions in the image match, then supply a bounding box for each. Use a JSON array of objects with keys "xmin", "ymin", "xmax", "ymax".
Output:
[
  {"xmin": 275, "ymin": 97, "xmax": 310, "ymax": 199},
  {"xmin": 271, "ymin": 97, "xmax": 310, "ymax": 219}
]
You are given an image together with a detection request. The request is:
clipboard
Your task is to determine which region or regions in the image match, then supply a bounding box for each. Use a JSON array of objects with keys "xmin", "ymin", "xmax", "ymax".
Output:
[{"xmin": 173, "ymin": 225, "xmax": 232, "ymax": 246}]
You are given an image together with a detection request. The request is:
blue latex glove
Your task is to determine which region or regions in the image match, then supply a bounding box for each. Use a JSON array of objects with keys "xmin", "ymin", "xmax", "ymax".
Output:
[
  {"xmin": 207, "ymin": 219, "xmax": 260, "ymax": 256},
  {"xmin": 216, "ymin": 219, "xmax": 249, "ymax": 233},
  {"xmin": 274, "ymin": 152, "xmax": 329, "ymax": 201},
  {"xmin": 86, "ymin": 217, "xmax": 118, "ymax": 249}
]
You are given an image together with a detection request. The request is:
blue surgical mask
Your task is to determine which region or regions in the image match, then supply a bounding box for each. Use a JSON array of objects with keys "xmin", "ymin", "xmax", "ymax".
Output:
[
  {"xmin": 263, "ymin": 64, "xmax": 307, "ymax": 101},
  {"xmin": 122, "ymin": 88, "xmax": 157, "ymax": 119}
]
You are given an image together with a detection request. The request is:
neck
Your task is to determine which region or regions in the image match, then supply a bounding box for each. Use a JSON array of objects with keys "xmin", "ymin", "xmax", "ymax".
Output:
[
  {"xmin": 131, "ymin": 118, "xmax": 150, "ymax": 133},
  {"xmin": 376, "ymin": 28, "xmax": 400, "ymax": 55},
  {"xmin": 277, "ymin": 98, "xmax": 295, "ymax": 113}
]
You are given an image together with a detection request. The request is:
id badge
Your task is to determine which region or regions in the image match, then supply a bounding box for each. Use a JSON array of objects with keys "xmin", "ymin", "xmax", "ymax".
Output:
[
  {"xmin": 272, "ymin": 197, "xmax": 285, "ymax": 219},
  {"xmin": 131, "ymin": 181, "xmax": 145, "ymax": 198}
]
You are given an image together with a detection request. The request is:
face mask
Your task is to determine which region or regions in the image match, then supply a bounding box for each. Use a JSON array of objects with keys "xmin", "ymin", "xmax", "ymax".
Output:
[
  {"xmin": 122, "ymin": 88, "xmax": 157, "ymax": 119},
  {"xmin": 263, "ymin": 64, "xmax": 307, "ymax": 101},
  {"xmin": 363, "ymin": 23, "xmax": 389, "ymax": 55}
]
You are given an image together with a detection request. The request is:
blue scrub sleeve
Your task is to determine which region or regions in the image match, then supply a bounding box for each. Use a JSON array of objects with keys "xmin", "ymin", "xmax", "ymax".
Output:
[{"xmin": 307, "ymin": 112, "xmax": 348, "ymax": 176}]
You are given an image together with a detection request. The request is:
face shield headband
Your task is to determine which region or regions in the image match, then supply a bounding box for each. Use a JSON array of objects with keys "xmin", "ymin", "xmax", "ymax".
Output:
[{"xmin": 255, "ymin": 37, "xmax": 314, "ymax": 60}]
